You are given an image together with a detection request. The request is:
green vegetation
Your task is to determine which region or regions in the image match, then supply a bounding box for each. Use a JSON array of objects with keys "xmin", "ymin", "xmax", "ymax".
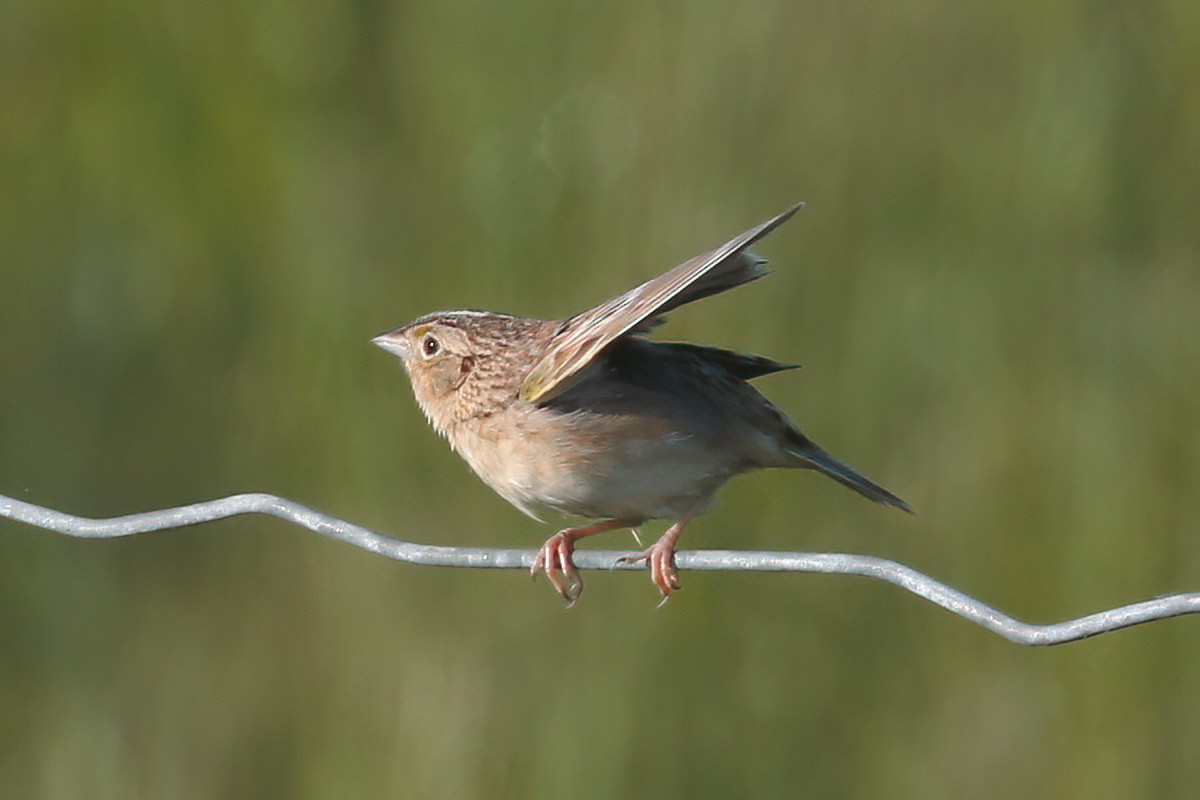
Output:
[{"xmin": 2, "ymin": 1, "xmax": 1198, "ymax": 797}]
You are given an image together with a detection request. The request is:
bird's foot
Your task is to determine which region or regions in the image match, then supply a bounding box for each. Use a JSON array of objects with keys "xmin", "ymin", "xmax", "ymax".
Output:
[
  {"xmin": 617, "ymin": 537, "xmax": 682, "ymax": 602},
  {"xmin": 531, "ymin": 530, "xmax": 583, "ymax": 606}
]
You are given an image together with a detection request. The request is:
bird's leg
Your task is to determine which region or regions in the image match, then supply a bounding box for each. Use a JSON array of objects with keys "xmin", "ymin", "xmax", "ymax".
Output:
[
  {"xmin": 532, "ymin": 518, "xmax": 638, "ymax": 605},
  {"xmin": 617, "ymin": 501, "xmax": 704, "ymax": 601}
]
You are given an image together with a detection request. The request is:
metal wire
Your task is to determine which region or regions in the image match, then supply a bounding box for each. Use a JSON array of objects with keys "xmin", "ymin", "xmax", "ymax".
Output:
[{"xmin": 3, "ymin": 492, "xmax": 1197, "ymax": 645}]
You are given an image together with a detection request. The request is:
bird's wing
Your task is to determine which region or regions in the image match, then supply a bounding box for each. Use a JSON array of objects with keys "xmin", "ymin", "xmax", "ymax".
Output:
[
  {"xmin": 656, "ymin": 342, "xmax": 799, "ymax": 380},
  {"xmin": 519, "ymin": 203, "xmax": 803, "ymax": 403}
]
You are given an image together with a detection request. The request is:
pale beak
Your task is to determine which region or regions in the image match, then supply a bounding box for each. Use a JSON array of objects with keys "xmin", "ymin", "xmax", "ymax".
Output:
[{"xmin": 371, "ymin": 331, "xmax": 410, "ymax": 358}]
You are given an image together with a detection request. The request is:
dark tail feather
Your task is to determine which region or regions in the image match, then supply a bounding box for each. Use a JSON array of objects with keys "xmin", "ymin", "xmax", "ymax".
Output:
[{"xmin": 789, "ymin": 438, "xmax": 913, "ymax": 514}]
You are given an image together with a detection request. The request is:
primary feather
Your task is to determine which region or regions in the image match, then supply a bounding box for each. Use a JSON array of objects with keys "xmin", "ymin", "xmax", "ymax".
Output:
[
  {"xmin": 655, "ymin": 342, "xmax": 798, "ymax": 381},
  {"xmin": 519, "ymin": 203, "xmax": 804, "ymax": 404}
]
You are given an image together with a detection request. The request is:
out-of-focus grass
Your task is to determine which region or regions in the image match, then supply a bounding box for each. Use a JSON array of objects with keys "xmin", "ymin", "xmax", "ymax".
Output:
[{"xmin": 2, "ymin": 1, "xmax": 1199, "ymax": 798}]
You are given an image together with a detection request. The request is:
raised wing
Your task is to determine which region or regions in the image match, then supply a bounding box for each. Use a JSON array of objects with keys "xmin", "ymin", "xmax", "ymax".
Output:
[{"xmin": 519, "ymin": 203, "xmax": 803, "ymax": 404}]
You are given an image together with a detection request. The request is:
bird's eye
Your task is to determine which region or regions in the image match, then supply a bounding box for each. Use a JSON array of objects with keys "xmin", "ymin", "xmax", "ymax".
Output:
[{"xmin": 422, "ymin": 335, "xmax": 441, "ymax": 357}]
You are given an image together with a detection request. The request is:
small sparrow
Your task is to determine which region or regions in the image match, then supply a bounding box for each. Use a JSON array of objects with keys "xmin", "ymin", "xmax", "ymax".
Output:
[{"xmin": 373, "ymin": 204, "xmax": 910, "ymax": 603}]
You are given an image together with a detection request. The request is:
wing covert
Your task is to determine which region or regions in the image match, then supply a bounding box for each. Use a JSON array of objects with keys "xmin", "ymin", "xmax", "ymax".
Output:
[{"xmin": 519, "ymin": 203, "xmax": 802, "ymax": 404}]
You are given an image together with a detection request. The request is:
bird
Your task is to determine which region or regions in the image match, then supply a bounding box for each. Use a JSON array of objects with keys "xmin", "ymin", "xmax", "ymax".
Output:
[{"xmin": 372, "ymin": 203, "xmax": 910, "ymax": 604}]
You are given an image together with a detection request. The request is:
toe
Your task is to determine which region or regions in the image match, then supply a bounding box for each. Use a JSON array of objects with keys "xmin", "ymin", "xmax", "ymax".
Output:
[
  {"xmin": 664, "ymin": 555, "xmax": 682, "ymax": 590},
  {"xmin": 534, "ymin": 532, "xmax": 583, "ymax": 605},
  {"xmin": 544, "ymin": 551, "xmax": 568, "ymax": 600},
  {"xmin": 615, "ymin": 545, "xmax": 680, "ymax": 599},
  {"xmin": 648, "ymin": 548, "xmax": 668, "ymax": 597},
  {"xmin": 558, "ymin": 545, "xmax": 583, "ymax": 604},
  {"xmin": 616, "ymin": 547, "xmax": 650, "ymax": 566},
  {"xmin": 649, "ymin": 544, "xmax": 681, "ymax": 597},
  {"xmin": 546, "ymin": 566, "xmax": 571, "ymax": 602}
]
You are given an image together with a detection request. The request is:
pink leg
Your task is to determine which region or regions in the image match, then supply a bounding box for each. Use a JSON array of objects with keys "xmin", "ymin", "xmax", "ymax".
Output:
[
  {"xmin": 532, "ymin": 519, "xmax": 638, "ymax": 605},
  {"xmin": 618, "ymin": 502, "xmax": 704, "ymax": 601}
]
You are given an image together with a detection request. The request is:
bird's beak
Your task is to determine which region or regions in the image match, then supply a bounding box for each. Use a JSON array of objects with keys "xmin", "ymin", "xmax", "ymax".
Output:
[{"xmin": 371, "ymin": 331, "xmax": 409, "ymax": 358}]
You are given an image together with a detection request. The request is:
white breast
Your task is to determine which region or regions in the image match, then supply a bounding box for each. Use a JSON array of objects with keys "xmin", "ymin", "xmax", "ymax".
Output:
[{"xmin": 446, "ymin": 405, "xmax": 744, "ymax": 522}]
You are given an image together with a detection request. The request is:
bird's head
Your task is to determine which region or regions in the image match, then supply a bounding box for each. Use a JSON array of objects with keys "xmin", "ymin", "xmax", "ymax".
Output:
[{"xmin": 373, "ymin": 310, "xmax": 549, "ymax": 433}]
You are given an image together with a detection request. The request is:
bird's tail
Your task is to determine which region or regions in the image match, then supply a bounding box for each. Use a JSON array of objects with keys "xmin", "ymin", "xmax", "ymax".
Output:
[{"xmin": 787, "ymin": 434, "xmax": 912, "ymax": 514}]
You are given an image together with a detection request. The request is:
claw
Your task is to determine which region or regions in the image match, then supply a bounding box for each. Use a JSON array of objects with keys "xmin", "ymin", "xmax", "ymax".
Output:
[
  {"xmin": 618, "ymin": 539, "xmax": 681, "ymax": 599},
  {"xmin": 616, "ymin": 505, "xmax": 701, "ymax": 602},
  {"xmin": 531, "ymin": 518, "xmax": 638, "ymax": 605},
  {"xmin": 531, "ymin": 531, "xmax": 582, "ymax": 604}
]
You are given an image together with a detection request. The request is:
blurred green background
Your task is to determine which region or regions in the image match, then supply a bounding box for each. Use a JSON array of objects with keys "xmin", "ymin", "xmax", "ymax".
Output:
[{"xmin": 2, "ymin": 1, "xmax": 1199, "ymax": 797}]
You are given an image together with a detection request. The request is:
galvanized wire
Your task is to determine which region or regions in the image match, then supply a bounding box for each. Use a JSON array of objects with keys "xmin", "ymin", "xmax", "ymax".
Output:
[{"xmin": 2, "ymin": 492, "xmax": 1197, "ymax": 645}]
